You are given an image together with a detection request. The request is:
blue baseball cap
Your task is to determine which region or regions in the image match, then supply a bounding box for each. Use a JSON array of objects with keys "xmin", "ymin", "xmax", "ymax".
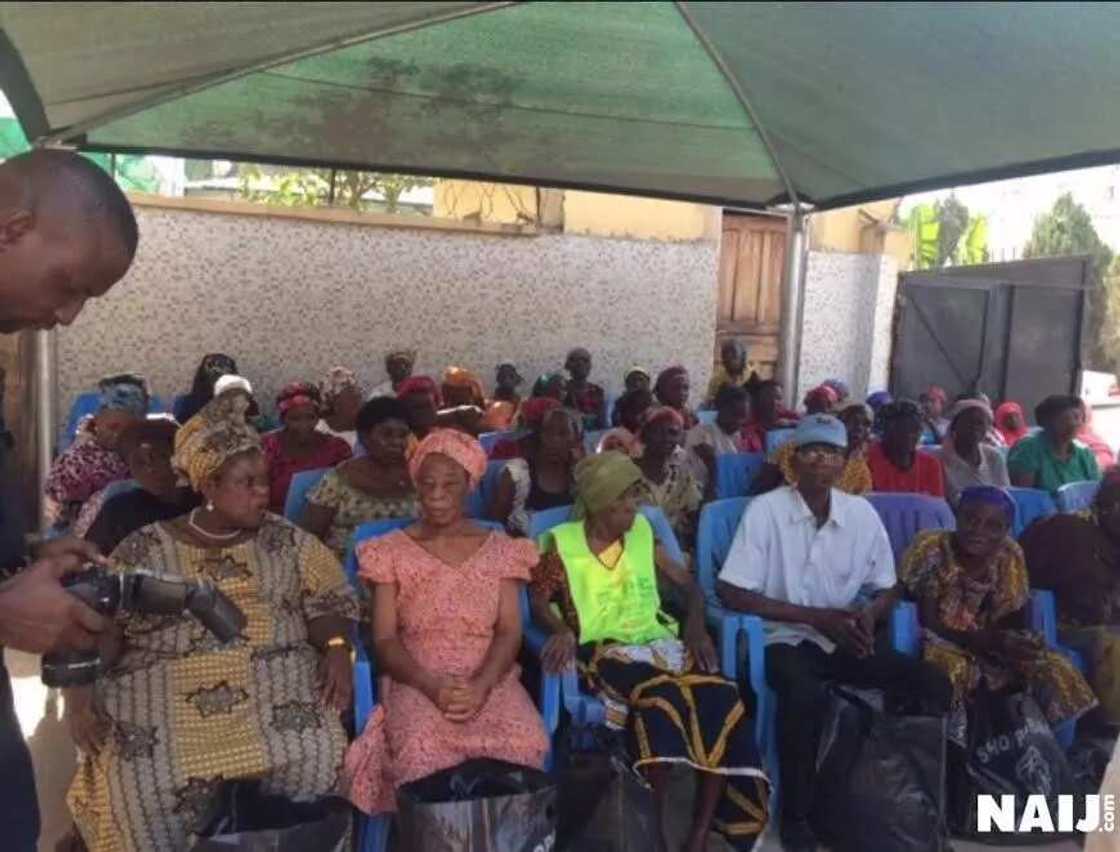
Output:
[{"xmin": 793, "ymin": 414, "xmax": 847, "ymax": 449}]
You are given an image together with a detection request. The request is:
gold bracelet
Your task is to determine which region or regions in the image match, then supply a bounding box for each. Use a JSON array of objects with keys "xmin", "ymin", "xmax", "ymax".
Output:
[{"xmin": 324, "ymin": 636, "xmax": 350, "ymax": 651}]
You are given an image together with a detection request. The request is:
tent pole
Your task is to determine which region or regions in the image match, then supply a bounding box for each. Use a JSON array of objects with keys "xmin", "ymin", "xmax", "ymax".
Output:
[
  {"xmin": 33, "ymin": 328, "xmax": 57, "ymax": 531},
  {"xmin": 779, "ymin": 212, "xmax": 807, "ymax": 404}
]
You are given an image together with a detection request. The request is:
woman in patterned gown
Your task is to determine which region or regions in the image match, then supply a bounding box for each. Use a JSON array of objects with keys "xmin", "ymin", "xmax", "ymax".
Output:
[{"xmin": 64, "ymin": 390, "xmax": 359, "ymax": 852}]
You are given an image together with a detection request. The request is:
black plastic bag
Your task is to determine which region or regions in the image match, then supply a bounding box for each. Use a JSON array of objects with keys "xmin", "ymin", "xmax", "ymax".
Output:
[
  {"xmin": 556, "ymin": 753, "xmax": 660, "ymax": 852},
  {"xmin": 948, "ymin": 690, "xmax": 1080, "ymax": 840},
  {"xmin": 189, "ymin": 781, "xmax": 349, "ymax": 851},
  {"xmin": 396, "ymin": 758, "xmax": 556, "ymax": 852},
  {"xmin": 811, "ymin": 687, "xmax": 948, "ymax": 852}
]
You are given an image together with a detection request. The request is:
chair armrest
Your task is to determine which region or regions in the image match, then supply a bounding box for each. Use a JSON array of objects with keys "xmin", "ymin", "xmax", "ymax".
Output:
[
  {"xmin": 890, "ymin": 600, "xmax": 921, "ymax": 658},
  {"xmin": 354, "ymin": 639, "xmax": 375, "ymax": 733},
  {"xmin": 523, "ymin": 620, "xmax": 561, "ymax": 735},
  {"xmin": 705, "ymin": 604, "xmax": 747, "ymax": 680},
  {"xmin": 1029, "ymin": 589, "xmax": 1058, "ymax": 647}
]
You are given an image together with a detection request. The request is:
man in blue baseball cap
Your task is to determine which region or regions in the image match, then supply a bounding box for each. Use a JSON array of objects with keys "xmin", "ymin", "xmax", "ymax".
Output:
[{"xmin": 717, "ymin": 414, "xmax": 951, "ymax": 851}]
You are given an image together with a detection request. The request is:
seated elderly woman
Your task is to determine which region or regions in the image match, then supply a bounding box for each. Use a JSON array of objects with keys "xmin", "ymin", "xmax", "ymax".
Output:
[
  {"xmin": 1008, "ymin": 394, "xmax": 1101, "ymax": 492},
  {"xmin": 939, "ymin": 399, "xmax": 1010, "ymax": 503},
  {"xmin": 64, "ymin": 392, "xmax": 360, "ymax": 852},
  {"xmin": 480, "ymin": 361, "xmax": 523, "ymax": 432},
  {"xmin": 635, "ymin": 406, "xmax": 704, "ymax": 548},
  {"xmin": 370, "ymin": 348, "xmax": 416, "ymax": 398},
  {"xmin": 704, "ymin": 339, "xmax": 754, "ymax": 406},
  {"xmin": 82, "ymin": 418, "xmax": 200, "ymax": 554},
  {"xmin": 317, "ymin": 366, "xmax": 364, "ymax": 449},
  {"xmin": 900, "ymin": 486, "xmax": 1097, "ymax": 745},
  {"xmin": 654, "ymin": 365, "xmax": 698, "ymax": 430},
  {"xmin": 598, "ymin": 388, "xmax": 653, "ymax": 457},
  {"xmin": 45, "ymin": 377, "xmax": 147, "ymax": 527},
  {"xmin": 262, "ymin": 382, "xmax": 353, "ymax": 513},
  {"xmin": 489, "ymin": 403, "xmax": 583, "ymax": 536},
  {"xmin": 740, "ymin": 379, "xmax": 799, "ymax": 452},
  {"xmin": 866, "ymin": 400, "xmax": 945, "ymax": 497},
  {"xmin": 751, "ymin": 402, "xmax": 873, "ymax": 496},
  {"xmin": 1023, "ymin": 468, "xmax": 1120, "ymax": 725},
  {"xmin": 438, "ymin": 366, "xmax": 487, "ymax": 435},
  {"xmin": 994, "ymin": 401, "xmax": 1030, "ymax": 448},
  {"xmin": 303, "ymin": 397, "xmax": 418, "ymax": 562},
  {"xmin": 685, "ymin": 384, "xmax": 752, "ymax": 493},
  {"xmin": 531, "ymin": 453, "xmax": 769, "ymax": 852},
  {"xmin": 343, "ymin": 430, "xmax": 550, "ymax": 815}
]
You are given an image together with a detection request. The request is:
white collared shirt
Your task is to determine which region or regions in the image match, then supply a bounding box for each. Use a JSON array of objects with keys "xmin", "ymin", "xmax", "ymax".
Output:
[{"xmin": 718, "ymin": 485, "xmax": 896, "ymax": 652}]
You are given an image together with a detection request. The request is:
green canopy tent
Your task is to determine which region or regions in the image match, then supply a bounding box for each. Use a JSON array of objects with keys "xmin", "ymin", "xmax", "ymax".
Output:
[{"xmin": 3, "ymin": 1, "xmax": 1120, "ymax": 518}]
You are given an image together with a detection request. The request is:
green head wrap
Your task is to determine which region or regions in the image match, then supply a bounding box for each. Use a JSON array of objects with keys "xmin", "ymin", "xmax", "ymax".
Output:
[{"xmin": 573, "ymin": 451, "xmax": 643, "ymax": 519}]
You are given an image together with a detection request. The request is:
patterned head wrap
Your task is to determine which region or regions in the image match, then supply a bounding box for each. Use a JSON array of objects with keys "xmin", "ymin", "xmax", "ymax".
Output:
[
  {"xmin": 957, "ymin": 485, "xmax": 1016, "ymax": 526},
  {"xmin": 639, "ymin": 406, "xmax": 685, "ymax": 434},
  {"xmin": 321, "ymin": 367, "xmax": 361, "ymax": 407},
  {"xmin": 97, "ymin": 380, "xmax": 147, "ymax": 418},
  {"xmin": 276, "ymin": 381, "xmax": 321, "ymax": 418},
  {"xmin": 408, "ymin": 428, "xmax": 487, "ymax": 489},
  {"xmin": 396, "ymin": 376, "xmax": 442, "ymax": 407},
  {"xmin": 519, "ymin": 397, "xmax": 563, "ymax": 430},
  {"xmin": 573, "ymin": 451, "xmax": 644, "ymax": 519},
  {"xmin": 214, "ymin": 375, "xmax": 252, "ymax": 398},
  {"xmin": 823, "ymin": 378, "xmax": 850, "ymax": 401},
  {"xmin": 173, "ymin": 392, "xmax": 262, "ymax": 490},
  {"xmin": 441, "ymin": 366, "xmax": 486, "ymax": 405}
]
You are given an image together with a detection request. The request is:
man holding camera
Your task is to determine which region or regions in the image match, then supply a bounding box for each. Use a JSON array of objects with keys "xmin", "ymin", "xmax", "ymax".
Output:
[{"xmin": 0, "ymin": 149, "xmax": 139, "ymax": 849}]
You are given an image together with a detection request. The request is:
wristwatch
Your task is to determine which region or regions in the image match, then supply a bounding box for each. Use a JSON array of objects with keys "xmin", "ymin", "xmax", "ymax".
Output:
[{"xmin": 324, "ymin": 636, "xmax": 350, "ymax": 651}]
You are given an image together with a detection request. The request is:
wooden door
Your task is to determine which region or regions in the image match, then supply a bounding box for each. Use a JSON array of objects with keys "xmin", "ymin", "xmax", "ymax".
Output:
[{"xmin": 716, "ymin": 213, "xmax": 787, "ymax": 379}]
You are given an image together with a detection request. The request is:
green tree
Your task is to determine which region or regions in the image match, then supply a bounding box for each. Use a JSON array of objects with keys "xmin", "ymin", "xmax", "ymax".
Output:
[
  {"xmin": 1023, "ymin": 192, "xmax": 1116, "ymax": 370},
  {"xmin": 236, "ymin": 163, "xmax": 430, "ymax": 213},
  {"xmin": 934, "ymin": 195, "xmax": 970, "ymax": 267}
]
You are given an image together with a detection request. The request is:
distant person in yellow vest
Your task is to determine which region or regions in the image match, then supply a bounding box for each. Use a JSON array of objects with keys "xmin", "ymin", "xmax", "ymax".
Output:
[
  {"xmin": 704, "ymin": 338, "xmax": 757, "ymax": 406},
  {"xmin": 531, "ymin": 452, "xmax": 769, "ymax": 852}
]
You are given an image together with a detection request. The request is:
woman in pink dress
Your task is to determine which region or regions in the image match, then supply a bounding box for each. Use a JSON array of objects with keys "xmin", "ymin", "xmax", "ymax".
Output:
[{"xmin": 344, "ymin": 429, "xmax": 550, "ymax": 814}]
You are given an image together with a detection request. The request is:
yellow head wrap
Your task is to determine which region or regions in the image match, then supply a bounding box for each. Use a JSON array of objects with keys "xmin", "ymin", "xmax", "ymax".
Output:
[{"xmin": 173, "ymin": 391, "xmax": 262, "ymax": 490}]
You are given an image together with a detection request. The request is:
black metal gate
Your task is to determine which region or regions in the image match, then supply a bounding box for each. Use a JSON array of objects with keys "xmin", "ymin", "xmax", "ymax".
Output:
[{"xmin": 891, "ymin": 257, "xmax": 1092, "ymax": 420}]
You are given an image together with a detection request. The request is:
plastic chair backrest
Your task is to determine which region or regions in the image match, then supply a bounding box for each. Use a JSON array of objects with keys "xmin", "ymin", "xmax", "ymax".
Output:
[
  {"xmin": 766, "ymin": 428, "xmax": 796, "ymax": 454},
  {"xmin": 695, "ymin": 497, "xmax": 751, "ymax": 602},
  {"xmin": 697, "ymin": 410, "xmax": 717, "ymax": 426},
  {"xmin": 479, "ymin": 429, "xmax": 522, "ymax": 455},
  {"xmin": 714, "ymin": 453, "xmax": 765, "ymax": 500},
  {"xmin": 1007, "ymin": 487, "xmax": 1057, "ymax": 538},
  {"xmin": 1028, "ymin": 589, "xmax": 1059, "ymax": 647},
  {"xmin": 466, "ymin": 460, "xmax": 507, "ymax": 519},
  {"xmin": 1056, "ymin": 480, "xmax": 1100, "ymax": 515},
  {"xmin": 531, "ymin": 504, "xmax": 684, "ymax": 564},
  {"xmin": 864, "ymin": 492, "xmax": 956, "ymax": 564},
  {"xmin": 283, "ymin": 468, "xmax": 330, "ymax": 522}
]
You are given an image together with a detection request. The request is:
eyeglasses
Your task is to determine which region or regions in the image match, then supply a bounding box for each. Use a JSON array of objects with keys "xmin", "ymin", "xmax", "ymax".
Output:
[{"xmin": 795, "ymin": 445, "xmax": 844, "ymax": 462}]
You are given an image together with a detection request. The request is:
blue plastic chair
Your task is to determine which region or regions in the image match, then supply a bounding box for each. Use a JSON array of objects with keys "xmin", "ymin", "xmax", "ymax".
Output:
[
  {"xmin": 527, "ymin": 504, "xmax": 575, "ymax": 541},
  {"xmin": 714, "ymin": 452, "xmax": 765, "ymax": 499},
  {"xmin": 697, "ymin": 409, "xmax": 717, "ymax": 426},
  {"xmin": 62, "ymin": 392, "xmax": 168, "ymax": 449},
  {"xmin": 1007, "ymin": 487, "xmax": 1057, "ymax": 538},
  {"xmin": 864, "ymin": 492, "xmax": 956, "ymax": 564},
  {"xmin": 1055, "ymin": 480, "xmax": 1100, "ymax": 515},
  {"xmin": 479, "ymin": 429, "xmax": 523, "ymax": 455},
  {"xmin": 282, "ymin": 468, "xmax": 330, "ymax": 522},
  {"xmin": 693, "ymin": 498, "xmax": 780, "ymax": 801},
  {"xmin": 344, "ymin": 517, "xmax": 558, "ymax": 852},
  {"xmin": 466, "ymin": 459, "xmax": 507, "ymax": 520},
  {"xmin": 765, "ymin": 427, "xmax": 796, "ymax": 454}
]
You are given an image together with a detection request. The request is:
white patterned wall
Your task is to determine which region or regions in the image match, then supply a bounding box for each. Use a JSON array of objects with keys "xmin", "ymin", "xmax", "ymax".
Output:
[
  {"xmin": 57, "ymin": 206, "xmax": 718, "ymax": 423},
  {"xmin": 798, "ymin": 250, "xmax": 898, "ymax": 402}
]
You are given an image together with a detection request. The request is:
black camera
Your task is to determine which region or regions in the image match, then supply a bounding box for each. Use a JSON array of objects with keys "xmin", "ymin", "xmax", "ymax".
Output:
[{"xmin": 41, "ymin": 566, "xmax": 247, "ymax": 687}]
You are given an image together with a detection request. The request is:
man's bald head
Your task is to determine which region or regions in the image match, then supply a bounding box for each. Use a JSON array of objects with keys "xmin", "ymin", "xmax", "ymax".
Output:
[{"xmin": 0, "ymin": 149, "xmax": 138, "ymax": 333}]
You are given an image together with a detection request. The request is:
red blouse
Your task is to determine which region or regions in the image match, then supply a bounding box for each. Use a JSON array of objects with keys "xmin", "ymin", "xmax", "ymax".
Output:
[
  {"xmin": 261, "ymin": 430, "xmax": 352, "ymax": 513},
  {"xmin": 866, "ymin": 441, "xmax": 945, "ymax": 498}
]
